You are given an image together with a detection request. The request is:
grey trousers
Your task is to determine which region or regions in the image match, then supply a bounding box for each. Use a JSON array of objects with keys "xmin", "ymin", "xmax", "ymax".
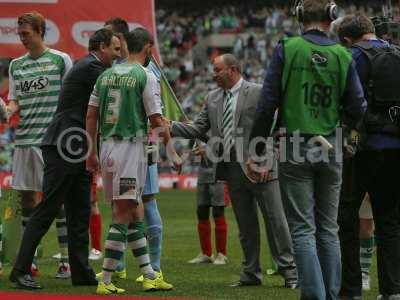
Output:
[{"xmin": 224, "ymin": 162, "xmax": 297, "ymax": 283}]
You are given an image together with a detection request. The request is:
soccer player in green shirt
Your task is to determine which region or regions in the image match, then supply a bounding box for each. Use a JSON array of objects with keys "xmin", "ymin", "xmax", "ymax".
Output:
[
  {"xmin": 7, "ymin": 11, "xmax": 73, "ymax": 279},
  {"xmin": 86, "ymin": 27, "xmax": 181, "ymax": 295}
]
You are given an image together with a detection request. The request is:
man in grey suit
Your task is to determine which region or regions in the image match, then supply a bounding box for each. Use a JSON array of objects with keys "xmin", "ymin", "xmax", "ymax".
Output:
[{"xmin": 170, "ymin": 54, "xmax": 297, "ymax": 288}]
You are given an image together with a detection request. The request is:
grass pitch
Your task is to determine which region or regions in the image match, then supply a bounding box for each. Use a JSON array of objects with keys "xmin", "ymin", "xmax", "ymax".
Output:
[{"xmin": 0, "ymin": 189, "xmax": 380, "ymax": 299}]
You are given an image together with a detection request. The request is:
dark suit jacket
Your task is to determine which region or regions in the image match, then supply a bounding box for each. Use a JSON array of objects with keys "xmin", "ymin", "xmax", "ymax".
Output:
[
  {"xmin": 172, "ymin": 79, "xmax": 277, "ymax": 182},
  {"xmin": 42, "ymin": 54, "xmax": 107, "ymax": 150}
]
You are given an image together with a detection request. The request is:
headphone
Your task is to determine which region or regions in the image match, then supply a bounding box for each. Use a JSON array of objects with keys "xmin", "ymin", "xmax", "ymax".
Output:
[{"xmin": 295, "ymin": 0, "xmax": 338, "ymax": 23}]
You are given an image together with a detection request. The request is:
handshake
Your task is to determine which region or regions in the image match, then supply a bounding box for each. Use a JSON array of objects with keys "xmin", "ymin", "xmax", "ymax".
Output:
[{"xmin": 148, "ymin": 116, "xmax": 183, "ymax": 174}]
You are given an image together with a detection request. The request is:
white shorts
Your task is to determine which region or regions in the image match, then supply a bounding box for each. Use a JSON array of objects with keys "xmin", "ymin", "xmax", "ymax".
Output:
[
  {"xmin": 12, "ymin": 146, "xmax": 43, "ymax": 192},
  {"xmin": 359, "ymin": 195, "xmax": 373, "ymax": 219},
  {"xmin": 100, "ymin": 139, "xmax": 147, "ymax": 203}
]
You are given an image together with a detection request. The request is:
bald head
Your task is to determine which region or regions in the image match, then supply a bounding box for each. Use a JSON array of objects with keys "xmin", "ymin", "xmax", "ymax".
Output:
[
  {"xmin": 220, "ymin": 54, "xmax": 242, "ymax": 74},
  {"xmin": 213, "ymin": 54, "xmax": 242, "ymax": 90}
]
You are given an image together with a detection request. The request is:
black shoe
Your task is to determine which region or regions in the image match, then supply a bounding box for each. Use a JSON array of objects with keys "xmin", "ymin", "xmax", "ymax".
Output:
[
  {"xmin": 9, "ymin": 270, "xmax": 42, "ymax": 290},
  {"xmin": 229, "ymin": 280, "xmax": 262, "ymax": 287},
  {"xmin": 284, "ymin": 278, "xmax": 298, "ymax": 289},
  {"xmin": 339, "ymin": 296, "xmax": 362, "ymax": 300}
]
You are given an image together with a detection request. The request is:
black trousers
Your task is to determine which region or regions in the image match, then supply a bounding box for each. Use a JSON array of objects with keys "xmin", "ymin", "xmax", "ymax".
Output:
[
  {"xmin": 13, "ymin": 146, "xmax": 95, "ymax": 284},
  {"xmin": 338, "ymin": 149, "xmax": 400, "ymax": 296}
]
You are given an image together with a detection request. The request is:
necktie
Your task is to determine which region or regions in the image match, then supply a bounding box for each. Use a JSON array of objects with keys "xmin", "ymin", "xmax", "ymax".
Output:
[{"xmin": 222, "ymin": 90, "xmax": 234, "ymax": 154}]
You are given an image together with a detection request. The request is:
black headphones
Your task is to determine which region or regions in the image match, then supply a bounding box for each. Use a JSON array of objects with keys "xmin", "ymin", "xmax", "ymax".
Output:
[{"xmin": 295, "ymin": 0, "xmax": 338, "ymax": 23}]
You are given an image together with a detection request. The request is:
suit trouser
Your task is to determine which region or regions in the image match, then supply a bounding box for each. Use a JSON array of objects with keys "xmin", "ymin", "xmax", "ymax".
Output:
[
  {"xmin": 338, "ymin": 150, "xmax": 400, "ymax": 297},
  {"xmin": 224, "ymin": 162, "xmax": 297, "ymax": 283},
  {"xmin": 13, "ymin": 146, "xmax": 95, "ymax": 284}
]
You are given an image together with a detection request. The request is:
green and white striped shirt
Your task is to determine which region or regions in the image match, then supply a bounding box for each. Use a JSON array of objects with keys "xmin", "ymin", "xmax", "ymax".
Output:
[{"xmin": 8, "ymin": 48, "xmax": 73, "ymax": 146}]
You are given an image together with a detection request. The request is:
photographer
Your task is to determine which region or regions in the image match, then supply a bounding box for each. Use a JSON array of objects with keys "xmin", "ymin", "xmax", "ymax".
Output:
[{"xmin": 337, "ymin": 13, "xmax": 400, "ymax": 300}]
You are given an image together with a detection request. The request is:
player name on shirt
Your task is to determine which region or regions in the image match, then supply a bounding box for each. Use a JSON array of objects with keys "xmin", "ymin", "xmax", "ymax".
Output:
[{"xmin": 100, "ymin": 73, "xmax": 137, "ymax": 88}]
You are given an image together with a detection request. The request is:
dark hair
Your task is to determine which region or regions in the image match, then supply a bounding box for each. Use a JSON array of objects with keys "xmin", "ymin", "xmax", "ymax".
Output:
[
  {"xmin": 17, "ymin": 11, "xmax": 46, "ymax": 38},
  {"xmin": 88, "ymin": 28, "xmax": 115, "ymax": 51},
  {"xmin": 337, "ymin": 13, "xmax": 375, "ymax": 43},
  {"xmin": 104, "ymin": 17, "xmax": 129, "ymax": 39},
  {"xmin": 126, "ymin": 27, "xmax": 154, "ymax": 54},
  {"xmin": 302, "ymin": 0, "xmax": 333, "ymax": 24}
]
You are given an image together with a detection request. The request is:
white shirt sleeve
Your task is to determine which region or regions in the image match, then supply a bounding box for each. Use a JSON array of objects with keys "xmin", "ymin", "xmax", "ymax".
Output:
[
  {"xmin": 61, "ymin": 53, "xmax": 73, "ymax": 82},
  {"xmin": 7, "ymin": 61, "xmax": 17, "ymax": 101},
  {"xmin": 88, "ymin": 84, "xmax": 100, "ymax": 107},
  {"xmin": 142, "ymin": 69, "xmax": 162, "ymax": 117}
]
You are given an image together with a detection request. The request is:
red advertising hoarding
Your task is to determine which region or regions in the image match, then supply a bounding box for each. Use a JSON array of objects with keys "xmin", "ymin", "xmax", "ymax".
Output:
[{"xmin": 0, "ymin": 0, "xmax": 158, "ymax": 60}]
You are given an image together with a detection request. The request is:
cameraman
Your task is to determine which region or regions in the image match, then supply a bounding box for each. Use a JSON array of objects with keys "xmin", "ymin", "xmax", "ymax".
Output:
[
  {"xmin": 338, "ymin": 13, "xmax": 400, "ymax": 300},
  {"xmin": 249, "ymin": 0, "xmax": 366, "ymax": 299}
]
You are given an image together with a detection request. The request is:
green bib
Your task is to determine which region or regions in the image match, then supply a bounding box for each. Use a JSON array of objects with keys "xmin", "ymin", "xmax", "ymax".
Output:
[
  {"xmin": 96, "ymin": 63, "xmax": 148, "ymax": 139},
  {"xmin": 281, "ymin": 36, "xmax": 352, "ymax": 135}
]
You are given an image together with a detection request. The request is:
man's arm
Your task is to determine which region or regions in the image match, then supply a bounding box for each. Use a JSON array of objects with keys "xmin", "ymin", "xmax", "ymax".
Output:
[
  {"xmin": 149, "ymin": 113, "xmax": 181, "ymax": 170},
  {"xmin": 341, "ymin": 60, "xmax": 367, "ymax": 127},
  {"xmin": 7, "ymin": 61, "xmax": 20, "ymax": 117},
  {"xmin": 86, "ymin": 105, "xmax": 98, "ymax": 172},
  {"xmin": 250, "ymin": 43, "xmax": 284, "ymax": 156},
  {"xmin": 143, "ymin": 70, "xmax": 182, "ymax": 170},
  {"xmin": 171, "ymin": 98, "xmax": 211, "ymax": 140},
  {"xmin": 86, "ymin": 84, "xmax": 100, "ymax": 172}
]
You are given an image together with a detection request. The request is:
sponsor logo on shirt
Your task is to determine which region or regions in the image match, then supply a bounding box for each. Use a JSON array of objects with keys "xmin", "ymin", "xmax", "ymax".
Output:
[
  {"xmin": 311, "ymin": 51, "xmax": 328, "ymax": 67},
  {"xmin": 19, "ymin": 76, "xmax": 49, "ymax": 94}
]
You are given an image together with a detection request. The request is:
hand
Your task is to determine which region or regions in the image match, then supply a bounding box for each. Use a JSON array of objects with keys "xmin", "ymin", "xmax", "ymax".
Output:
[
  {"xmin": 245, "ymin": 158, "xmax": 270, "ymax": 183},
  {"xmin": 6, "ymin": 105, "xmax": 16, "ymax": 120},
  {"xmin": 192, "ymin": 146, "xmax": 206, "ymax": 157},
  {"xmin": 86, "ymin": 154, "xmax": 99, "ymax": 173},
  {"xmin": 4, "ymin": 106, "xmax": 14, "ymax": 122},
  {"xmin": 161, "ymin": 116, "xmax": 171, "ymax": 129},
  {"xmin": 145, "ymin": 144, "xmax": 158, "ymax": 155},
  {"xmin": 171, "ymin": 152, "xmax": 183, "ymax": 174}
]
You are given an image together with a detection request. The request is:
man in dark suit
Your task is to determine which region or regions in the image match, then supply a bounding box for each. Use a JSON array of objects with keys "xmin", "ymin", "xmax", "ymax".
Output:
[
  {"xmin": 171, "ymin": 54, "xmax": 297, "ymax": 288},
  {"xmin": 9, "ymin": 28, "xmax": 121, "ymax": 289}
]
